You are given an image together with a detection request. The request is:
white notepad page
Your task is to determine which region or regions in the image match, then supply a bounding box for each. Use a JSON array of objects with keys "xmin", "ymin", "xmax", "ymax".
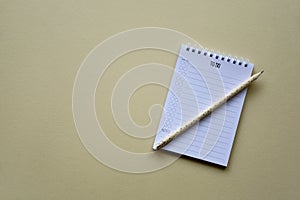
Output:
[{"xmin": 153, "ymin": 45, "xmax": 254, "ymax": 166}]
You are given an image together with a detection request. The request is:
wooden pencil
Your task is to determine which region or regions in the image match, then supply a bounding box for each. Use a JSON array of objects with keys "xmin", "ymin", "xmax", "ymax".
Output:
[{"xmin": 153, "ymin": 70, "xmax": 264, "ymax": 151}]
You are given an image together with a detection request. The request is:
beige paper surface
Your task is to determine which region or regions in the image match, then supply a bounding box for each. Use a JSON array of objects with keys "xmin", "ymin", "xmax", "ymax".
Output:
[{"xmin": 1, "ymin": 0, "xmax": 299, "ymax": 199}]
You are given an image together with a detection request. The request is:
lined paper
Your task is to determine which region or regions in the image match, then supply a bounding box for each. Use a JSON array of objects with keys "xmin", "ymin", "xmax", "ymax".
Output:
[{"xmin": 153, "ymin": 45, "xmax": 254, "ymax": 166}]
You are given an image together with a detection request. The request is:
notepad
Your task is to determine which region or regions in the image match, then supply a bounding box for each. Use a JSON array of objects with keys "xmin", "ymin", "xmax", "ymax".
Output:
[{"xmin": 153, "ymin": 45, "xmax": 254, "ymax": 166}]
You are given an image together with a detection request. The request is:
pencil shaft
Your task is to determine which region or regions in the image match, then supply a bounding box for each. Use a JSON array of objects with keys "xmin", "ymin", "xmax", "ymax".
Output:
[{"xmin": 153, "ymin": 70, "xmax": 264, "ymax": 151}]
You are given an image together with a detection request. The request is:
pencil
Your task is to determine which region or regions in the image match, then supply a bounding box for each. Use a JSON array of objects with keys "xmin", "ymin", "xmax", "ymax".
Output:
[{"xmin": 153, "ymin": 70, "xmax": 264, "ymax": 151}]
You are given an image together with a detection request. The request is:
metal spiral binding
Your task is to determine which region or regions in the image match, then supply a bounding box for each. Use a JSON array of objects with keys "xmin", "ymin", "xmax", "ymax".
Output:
[{"xmin": 185, "ymin": 45, "xmax": 249, "ymax": 67}]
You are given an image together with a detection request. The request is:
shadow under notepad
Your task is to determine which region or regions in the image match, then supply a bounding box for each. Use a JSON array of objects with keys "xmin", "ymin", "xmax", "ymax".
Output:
[{"xmin": 161, "ymin": 149, "xmax": 226, "ymax": 170}]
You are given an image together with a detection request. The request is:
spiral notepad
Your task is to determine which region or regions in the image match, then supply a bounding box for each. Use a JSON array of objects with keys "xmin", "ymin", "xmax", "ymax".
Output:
[{"xmin": 153, "ymin": 44, "xmax": 254, "ymax": 166}]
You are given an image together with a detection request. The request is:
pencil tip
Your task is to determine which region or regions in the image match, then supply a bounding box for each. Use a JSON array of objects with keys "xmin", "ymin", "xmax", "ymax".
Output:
[
  {"xmin": 152, "ymin": 145, "xmax": 158, "ymax": 151},
  {"xmin": 261, "ymin": 70, "xmax": 264, "ymax": 74}
]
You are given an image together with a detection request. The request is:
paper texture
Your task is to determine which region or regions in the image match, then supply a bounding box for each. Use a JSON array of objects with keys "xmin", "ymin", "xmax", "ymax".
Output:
[{"xmin": 153, "ymin": 45, "xmax": 254, "ymax": 166}]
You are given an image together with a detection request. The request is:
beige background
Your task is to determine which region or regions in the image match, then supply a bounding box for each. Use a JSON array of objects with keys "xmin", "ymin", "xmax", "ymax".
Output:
[{"xmin": 1, "ymin": 0, "xmax": 299, "ymax": 199}]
